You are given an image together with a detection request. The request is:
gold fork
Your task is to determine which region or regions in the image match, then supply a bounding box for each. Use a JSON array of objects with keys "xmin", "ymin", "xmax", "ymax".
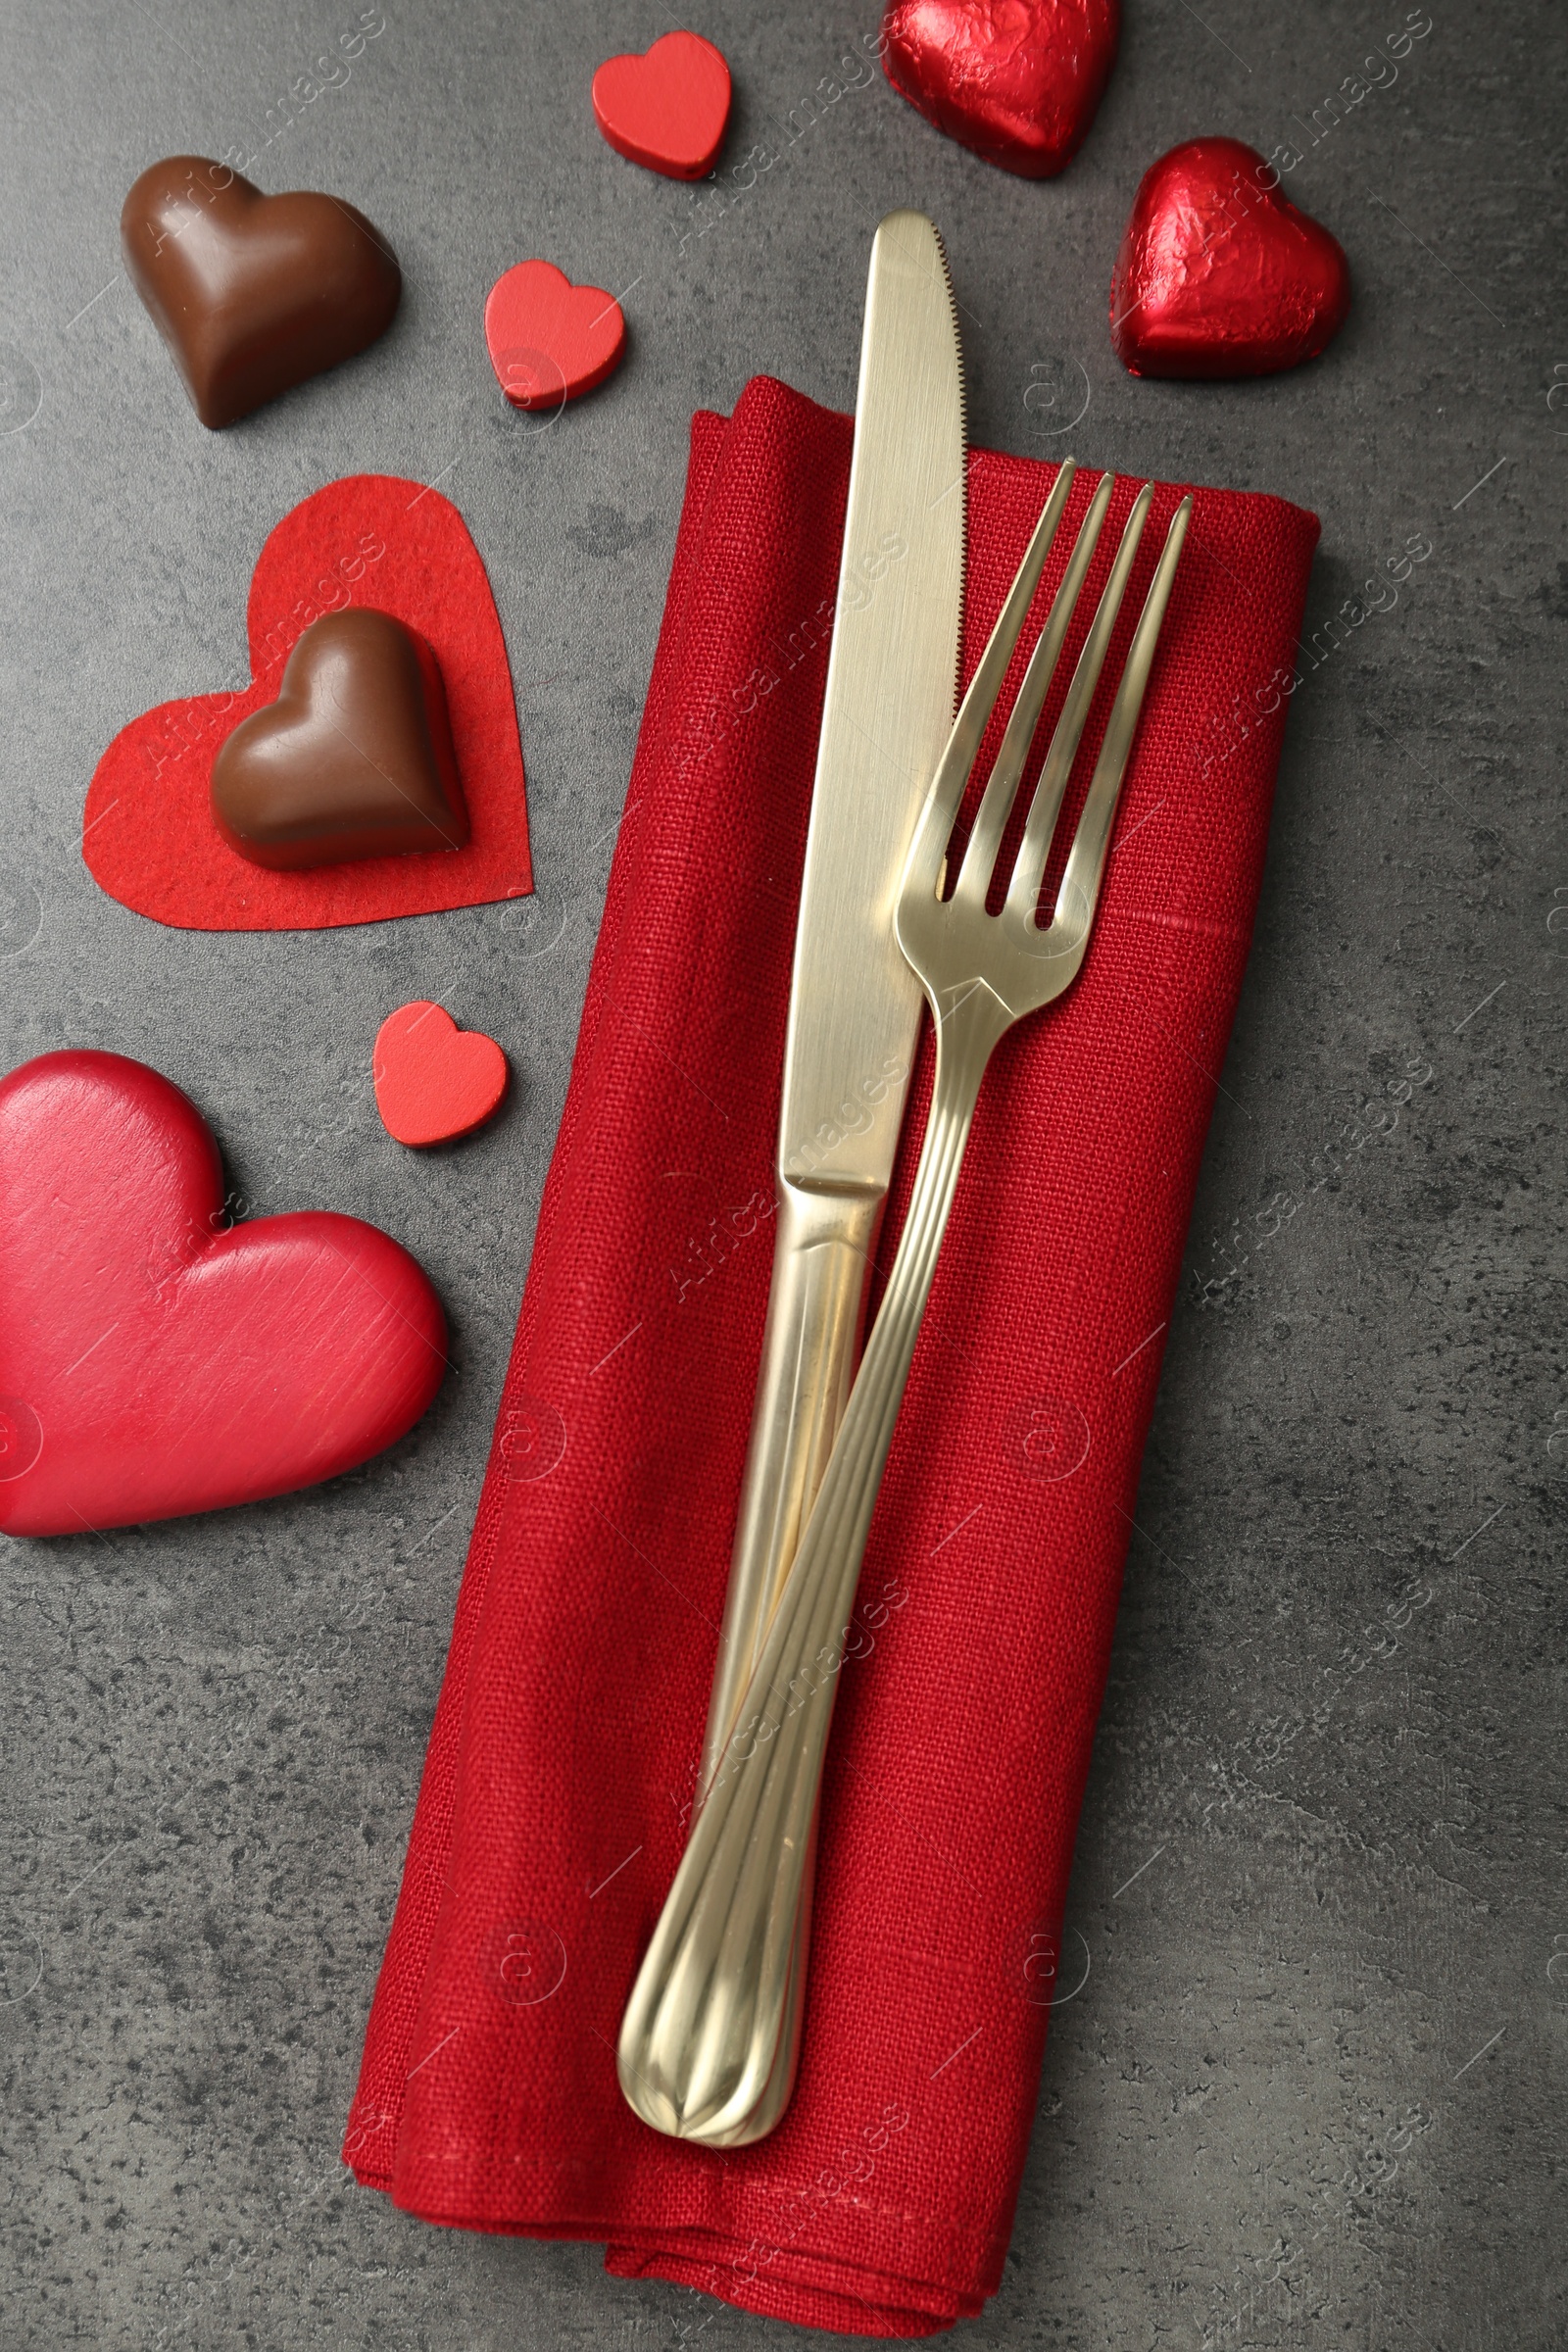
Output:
[{"xmin": 617, "ymin": 462, "xmax": 1192, "ymax": 2147}]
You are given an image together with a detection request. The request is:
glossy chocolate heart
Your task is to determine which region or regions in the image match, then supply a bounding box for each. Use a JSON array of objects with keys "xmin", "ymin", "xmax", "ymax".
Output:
[
  {"xmin": 211, "ymin": 609, "xmax": 468, "ymax": 870},
  {"xmin": 121, "ymin": 155, "xmax": 401, "ymax": 428},
  {"xmin": 1109, "ymin": 137, "xmax": 1351, "ymax": 378},
  {"xmin": 880, "ymin": 0, "xmax": 1119, "ymax": 178}
]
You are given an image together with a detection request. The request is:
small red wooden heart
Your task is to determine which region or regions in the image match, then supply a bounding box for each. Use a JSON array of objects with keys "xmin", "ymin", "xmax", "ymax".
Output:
[
  {"xmin": 0, "ymin": 1052, "xmax": 446, "ymax": 1538},
  {"xmin": 591, "ymin": 30, "xmax": 731, "ymax": 180},
  {"xmin": 82, "ymin": 474, "xmax": 532, "ymax": 931},
  {"xmin": 880, "ymin": 0, "xmax": 1119, "ymax": 178},
  {"xmin": 483, "ymin": 262, "xmax": 625, "ymax": 411},
  {"xmin": 1110, "ymin": 137, "xmax": 1351, "ymax": 378},
  {"xmin": 373, "ymin": 1003, "xmax": 508, "ymax": 1148}
]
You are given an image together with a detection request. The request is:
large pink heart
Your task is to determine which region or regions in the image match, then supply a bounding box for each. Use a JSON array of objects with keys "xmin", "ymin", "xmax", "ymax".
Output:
[{"xmin": 0, "ymin": 1052, "xmax": 446, "ymax": 1536}]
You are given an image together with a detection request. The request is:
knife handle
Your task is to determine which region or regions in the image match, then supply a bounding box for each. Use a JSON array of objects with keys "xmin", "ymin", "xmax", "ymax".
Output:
[{"xmin": 699, "ymin": 1183, "xmax": 883, "ymax": 1793}]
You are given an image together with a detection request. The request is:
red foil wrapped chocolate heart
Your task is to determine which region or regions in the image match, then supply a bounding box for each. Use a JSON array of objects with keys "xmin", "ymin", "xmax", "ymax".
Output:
[
  {"xmin": 880, "ymin": 0, "xmax": 1119, "ymax": 178},
  {"xmin": 1110, "ymin": 137, "xmax": 1351, "ymax": 378}
]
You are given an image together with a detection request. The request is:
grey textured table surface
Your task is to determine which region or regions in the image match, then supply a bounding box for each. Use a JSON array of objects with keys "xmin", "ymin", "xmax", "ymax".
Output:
[{"xmin": 3, "ymin": 2, "xmax": 1563, "ymax": 2346}]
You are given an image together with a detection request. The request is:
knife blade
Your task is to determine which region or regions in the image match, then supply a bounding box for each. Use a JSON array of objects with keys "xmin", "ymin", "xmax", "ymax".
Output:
[{"xmin": 628, "ymin": 211, "xmax": 966, "ymax": 2144}]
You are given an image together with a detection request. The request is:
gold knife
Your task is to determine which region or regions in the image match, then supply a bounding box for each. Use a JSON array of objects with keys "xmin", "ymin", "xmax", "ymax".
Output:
[{"xmin": 619, "ymin": 209, "xmax": 966, "ymax": 2144}]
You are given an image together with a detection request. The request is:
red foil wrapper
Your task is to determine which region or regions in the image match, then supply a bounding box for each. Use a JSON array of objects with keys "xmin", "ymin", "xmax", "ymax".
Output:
[
  {"xmin": 1109, "ymin": 136, "xmax": 1351, "ymax": 379},
  {"xmin": 881, "ymin": 0, "xmax": 1119, "ymax": 178}
]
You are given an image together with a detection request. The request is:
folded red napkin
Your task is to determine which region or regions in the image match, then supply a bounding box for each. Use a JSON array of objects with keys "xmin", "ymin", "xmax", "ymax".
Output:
[{"xmin": 345, "ymin": 377, "xmax": 1319, "ymax": 2334}]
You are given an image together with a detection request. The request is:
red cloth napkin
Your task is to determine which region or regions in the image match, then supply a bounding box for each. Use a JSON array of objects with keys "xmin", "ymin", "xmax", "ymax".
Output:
[{"xmin": 345, "ymin": 377, "xmax": 1318, "ymax": 2335}]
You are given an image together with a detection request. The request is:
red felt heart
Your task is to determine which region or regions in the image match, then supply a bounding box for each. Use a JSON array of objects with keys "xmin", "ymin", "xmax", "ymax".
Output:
[
  {"xmin": 591, "ymin": 30, "xmax": 731, "ymax": 180},
  {"xmin": 483, "ymin": 262, "xmax": 625, "ymax": 411},
  {"xmin": 82, "ymin": 475, "xmax": 531, "ymax": 931},
  {"xmin": 373, "ymin": 1003, "xmax": 509, "ymax": 1148},
  {"xmin": 1110, "ymin": 136, "xmax": 1351, "ymax": 378},
  {"xmin": 880, "ymin": 0, "xmax": 1119, "ymax": 178},
  {"xmin": 0, "ymin": 1052, "xmax": 446, "ymax": 1538}
]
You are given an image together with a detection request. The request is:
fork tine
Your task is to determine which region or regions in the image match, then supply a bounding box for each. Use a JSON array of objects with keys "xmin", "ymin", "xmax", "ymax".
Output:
[
  {"xmin": 952, "ymin": 473, "xmax": 1115, "ymax": 909},
  {"xmin": 1051, "ymin": 494, "xmax": 1193, "ymax": 940},
  {"xmin": 901, "ymin": 460, "xmax": 1079, "ymax": 900},
  {"xmin": 1003, "ymin": 480, "xmax": 1154, "ymax": 924}
]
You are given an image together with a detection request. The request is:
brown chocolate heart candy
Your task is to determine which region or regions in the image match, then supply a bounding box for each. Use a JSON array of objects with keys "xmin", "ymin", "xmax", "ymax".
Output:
[
  {"xmin": 211, "ymin": 609, "xmax": 469, "ymax": 870},
  {"xmin": 121, "ymin": 156, "xmax": 400, "ymax": 428}
]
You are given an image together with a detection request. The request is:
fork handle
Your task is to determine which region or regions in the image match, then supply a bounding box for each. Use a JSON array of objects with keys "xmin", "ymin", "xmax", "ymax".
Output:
[{"xmin": 617, "ymin": 982, "xmax": 1012, "ymax": 2145}]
